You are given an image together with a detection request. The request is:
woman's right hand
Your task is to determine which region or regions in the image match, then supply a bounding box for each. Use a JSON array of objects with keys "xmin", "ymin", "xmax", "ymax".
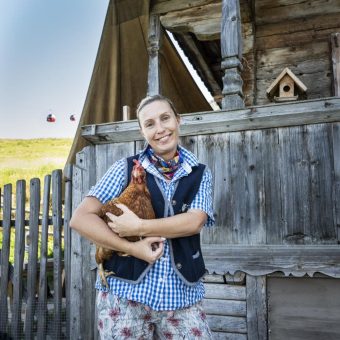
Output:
[{"xmin": 129, "ymin": 237, "xmax": 165, "ymax": 264}]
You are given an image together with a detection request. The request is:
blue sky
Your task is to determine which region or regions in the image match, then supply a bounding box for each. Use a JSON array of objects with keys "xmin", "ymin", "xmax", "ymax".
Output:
[{"xmin": 0, "ymin": 0, "xmax": 109, "ymax": 139}]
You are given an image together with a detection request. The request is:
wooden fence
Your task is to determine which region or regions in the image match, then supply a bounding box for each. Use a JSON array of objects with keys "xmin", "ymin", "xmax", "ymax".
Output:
[{"xmin": 0, "ymin": 167, "xmax": 72, "ymax": 340}]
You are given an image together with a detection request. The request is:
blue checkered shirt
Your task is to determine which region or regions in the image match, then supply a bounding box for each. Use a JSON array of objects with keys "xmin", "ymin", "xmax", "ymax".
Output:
[{"xmin": 87, "ymin": 145, "xmax": 215, "ymax": 311}]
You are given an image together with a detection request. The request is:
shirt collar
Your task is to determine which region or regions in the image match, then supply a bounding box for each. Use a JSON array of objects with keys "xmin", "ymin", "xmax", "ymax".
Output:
[{"xmin": 138, "ymin": 144, "xmax": 199, "ymax": 178}]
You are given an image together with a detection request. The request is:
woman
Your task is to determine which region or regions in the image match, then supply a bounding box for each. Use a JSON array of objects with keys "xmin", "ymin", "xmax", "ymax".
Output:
[{"xmin": 70, "ymin": 95, "xmax": 215, "ymax": 339}]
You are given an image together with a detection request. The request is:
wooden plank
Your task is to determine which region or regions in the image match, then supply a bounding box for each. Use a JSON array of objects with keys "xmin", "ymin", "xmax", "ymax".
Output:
[
  {"xmin": 151, "ymin": 0, "xmax": 215, "ymax": 15},
  {"xmin": 147, "ymin": 14, "xmax": 161, "ymax": 96},
  {"xmin": 212, "ymin": 332, "xmax": 247, "ymax": 340},
  {"xmin": 202, "ymin": 244, "xmax": 340, "ymax": 278},
  {"xmin": 52, "ymin": 170, "xmax": 63, "ymax": 339},
  {"xmin": 95, "ymin": 142, "xmax": 134, "ymax": 180},
  {"xmin": 261, "ymin": 128, "xmax": 283, "ymax": 243},
  {"xmin": 81, "ymin": 98, "xmax": 340, "ymax": 144},
  {"xmin": 267, "ymin": 277, "xmax": 340, "ymax": 339},
  {"xmin": 306, "ymin": 124, "xmax": 336, "ymax": 242},
  {"xmin": 160, "ymin": 2, "xmax": 221, "ymax": 40},
  {"xmin": 278, "ymin": 126, "xmax": 311, "ymax": 244},
  {"xmin": 333, "ymin": 123, "xmax": 340, "ymax": 242},
  {"xmin": 255, "ymin": 0, "xmax": 340, "ymax": 25},
  {"xmin": 246, "ymin": 275, "xmax": 267, "ymax": 340},
  {"xmin": 203, "ymin": 274, "xmax": 225, "ymax": 284},
  {"xmin": 203, "ymin": 299, "xmax": 246, "ymax": 317},
  {"xmin": 198, "ymin": 133, "xmax": 232, "ymax": 244},
  {"xmin": 70, "ymin": 153, "xmax": 85, "ymax": 339},
  {"xmin": 256, "ymin": 41, "xmax": 329, "ymax": 68},
  {"xmin": 205, "ymin": 283, "xmax": 246, "ymax": 300},
  {"xmin": 79, "ymin": 146, "xmax": 99, "ymax": 340},
  {"xmin": 256, "ymin": 14, "xmax": 340, "ymax": 50},
  {"xmin": 0, "ymin": 184, "xmax": 12, "ymax": 334},
  {"xmin": 11, "ymin": 180, "xmax": 26, "ymax": 339},
  {"xmin": 207, "ymin": 315, "xmax": 247, "ymax": 334},
  {"xmin": 331, "ymin": 33, "xmax": 340, "ymax": 96},
  {"xmin": 37, "ymin": 174, "xmax": 51, "ymax": 340},
  {"xmin": 25, "ymin": 178, "xmax": 41, "ymax": 339},
  {"xmin": 63, "ymin": 165, "xmax": 72, "ymax": 340}
]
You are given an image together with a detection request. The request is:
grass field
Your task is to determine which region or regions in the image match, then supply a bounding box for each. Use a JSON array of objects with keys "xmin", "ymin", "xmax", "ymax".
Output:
[{"xmin": 0, "ymin": 138, "xmax": 73, "ymax": 190}]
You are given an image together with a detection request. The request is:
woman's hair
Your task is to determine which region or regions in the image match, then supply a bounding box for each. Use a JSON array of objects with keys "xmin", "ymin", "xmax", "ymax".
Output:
[{"xmin": 136, "ymin": 95, "xmax": 179, "ymax": 122}]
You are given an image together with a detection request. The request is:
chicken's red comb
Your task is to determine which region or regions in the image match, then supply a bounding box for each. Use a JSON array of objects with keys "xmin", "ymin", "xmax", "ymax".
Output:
[{"xmin": 133, "ymin": 159, "xmax": 141, "ymax": 167}]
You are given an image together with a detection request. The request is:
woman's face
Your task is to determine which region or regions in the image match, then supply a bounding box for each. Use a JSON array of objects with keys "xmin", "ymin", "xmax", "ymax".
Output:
[{"xmin": 139, "ymin": 100, "xmax": 180, "ymax": 161}]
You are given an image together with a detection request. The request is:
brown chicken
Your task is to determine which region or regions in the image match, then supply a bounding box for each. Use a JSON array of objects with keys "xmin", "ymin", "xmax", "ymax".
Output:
[{"xmin": 95, "ymin": 159, "xmax": 156, "ymax": 287}]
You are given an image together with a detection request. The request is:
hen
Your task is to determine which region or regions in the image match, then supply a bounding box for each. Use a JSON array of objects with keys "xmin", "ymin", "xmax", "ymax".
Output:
[{"xmin": 95, "ymin": 159, "xmax": 155, "ymax": 287}]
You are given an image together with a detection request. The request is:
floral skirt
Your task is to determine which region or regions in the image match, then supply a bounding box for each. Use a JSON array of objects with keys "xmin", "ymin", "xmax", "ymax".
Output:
[{"xmin": 96, "ymin": 291, "xmax": 212, "ymax": 339}]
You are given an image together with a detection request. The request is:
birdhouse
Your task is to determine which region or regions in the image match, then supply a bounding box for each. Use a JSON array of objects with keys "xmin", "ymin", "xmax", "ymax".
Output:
[{"xmin": 266, "ymin": 67, "xmax": 307, "ymax": 102}]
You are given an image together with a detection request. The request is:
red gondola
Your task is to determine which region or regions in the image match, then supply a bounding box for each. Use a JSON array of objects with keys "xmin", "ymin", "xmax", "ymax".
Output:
[{"xmin": 46, "ymin": 113, "xmax": 56, "ymax": 122}]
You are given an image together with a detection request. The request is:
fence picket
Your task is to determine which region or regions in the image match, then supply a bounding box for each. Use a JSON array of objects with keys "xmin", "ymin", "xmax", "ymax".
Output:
[
  {"xmin": 63, "ymin": 164, "xmax": 73, "ymax": 339},
  {"xmin": 52, "ymin": 170, "xmax": 63, "ymax": 339},
  {"xmin": 11, "ymin": 180, "xmax": 26, "ymax": 339},
  {"xmin": 0, "ymin": 184, "xmax": 12, "ymax": 335},
  {"xmin": 25, "ymin": 178, "xmax": 41, "ymax": 339},
  {"xmin": 37, "ymin": 174, "xmax": 51, "ymax": 340}
]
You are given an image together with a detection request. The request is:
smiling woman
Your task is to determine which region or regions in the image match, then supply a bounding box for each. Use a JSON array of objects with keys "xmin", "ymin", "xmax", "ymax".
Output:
[
  {"xmin": 137, "ymin": 96, "xmax": 181, "ymax": 161},
  {"xmin": 70, "ymin": 94, "xmax": 215, "ymax": 339}
]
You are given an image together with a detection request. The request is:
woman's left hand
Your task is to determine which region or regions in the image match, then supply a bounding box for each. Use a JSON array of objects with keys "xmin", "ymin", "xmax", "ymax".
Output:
[{"xmin": 106, "ymin": 204, "xmax": 142, "ymax": 237}]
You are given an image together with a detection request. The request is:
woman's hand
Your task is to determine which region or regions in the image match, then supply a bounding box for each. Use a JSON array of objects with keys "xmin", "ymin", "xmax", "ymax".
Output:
[
  {"xmin": 129, "ymin": 237, "xmax": 165, "ymax": 264},
  {"xmin": 106, "ymin": 204, "xmax": 142, "ymax": 237}
]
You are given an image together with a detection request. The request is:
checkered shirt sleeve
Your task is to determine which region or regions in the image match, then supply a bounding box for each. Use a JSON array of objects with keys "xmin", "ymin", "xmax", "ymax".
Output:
[
  {"xmin": 87, "ymin": 158, "xmax": 126, "ymax": 203},
  {"xmin": 189, "ymin": 167, "xmax": 215, "ymax": 227}
]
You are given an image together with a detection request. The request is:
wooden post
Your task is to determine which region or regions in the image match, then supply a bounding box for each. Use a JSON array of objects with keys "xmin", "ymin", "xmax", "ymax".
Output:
[
  {"xmin": 220, "ymin": 0, "xmax": 244, "ymax": 110},
  {"xmin": 25, "ymin": 178, "xmax": 41, "ymax": 339},
  {"xmin": 0, "ymin": 184, "xmax": 12, "ymax": 335},
  {"xmin": 63, "ymin": 165, "xmax": 73, "ymax": 340},
  {"xmin": 11, "ymin": 180, "xmax": 26, "ymax": 339},
  {"xmin": 331, "ymin": 33, "xmax": 340, "ymax": 96},
  {"xmin": 246, "ymin": 275, "xmax": 268, "ymax": 340},
  {"xmin": 52, "ymin": 170, "xmax": 63, "ymax": 340},
  {"xmin": 37, "ymin": 174, "xmax": 51, "ymax": 340},
  {"xmin": 122, "ymin": 105, "xmax": 131, "ymax": 121},
  {"xmin": 147, "ymin": 14, "xmax": 162, "ymax": 96}
]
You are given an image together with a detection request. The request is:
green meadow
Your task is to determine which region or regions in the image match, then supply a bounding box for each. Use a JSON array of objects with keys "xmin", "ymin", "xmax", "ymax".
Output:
[{"xmin": 0, "ymin": 138, "xmax": 73, "ymax": 190}]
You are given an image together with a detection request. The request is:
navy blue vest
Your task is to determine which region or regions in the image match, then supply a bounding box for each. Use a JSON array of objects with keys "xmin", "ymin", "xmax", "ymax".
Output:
[{"xmin": 103, "ymin": 155, "xmax": 206, "ymax": 285}]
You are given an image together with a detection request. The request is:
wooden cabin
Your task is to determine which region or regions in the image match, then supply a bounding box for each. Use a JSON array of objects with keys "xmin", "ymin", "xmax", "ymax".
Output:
[{"xmin": 61, "ymin": 1, "xmax": 340, "ymax": 339}]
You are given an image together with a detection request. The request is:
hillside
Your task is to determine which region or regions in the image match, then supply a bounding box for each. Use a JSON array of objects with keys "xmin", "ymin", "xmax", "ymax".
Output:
[{"xmin": 0, "ymin": 138, "xmax": 73, "ymax": 191}]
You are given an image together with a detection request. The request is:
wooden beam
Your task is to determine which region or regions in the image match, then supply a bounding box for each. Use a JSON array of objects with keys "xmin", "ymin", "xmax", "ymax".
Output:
[
  {"xmin": 151, "ymin": 0, "xmax": 215, "ymax": 15},
  {"xmin": 160, "ymin": 2, "xmax": 221, "ymax": 41},
  {"xmin": 201, "ymin": 244, "xmax": 340, "ymax": 278},
  {"xmin": 80, "ymin": 98, "xmax": 340, "ymax": 144},
  {"xmin": 331, "ymin": 33, "xmax": 340, "ymax": 96},
  {"xmin": 246, "ymin": 275, "xmax": 267, "ymax": 340},
  {"xmin": 221, "ymin": 0, "xmax": 244, "ymax": 109},
  {"xmin": 147, "ymin": 14, "xmax": 162, "ymax": 96}
]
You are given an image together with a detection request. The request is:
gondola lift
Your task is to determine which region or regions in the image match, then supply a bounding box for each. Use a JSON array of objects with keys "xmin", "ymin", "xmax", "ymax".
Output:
[
  {"xmin": 69, "ymin": 114, "xmax": 76, "ymax": 122},
  {"xmin": 46, "ymin": 113, "xmax": 56, "ymax": 122}
]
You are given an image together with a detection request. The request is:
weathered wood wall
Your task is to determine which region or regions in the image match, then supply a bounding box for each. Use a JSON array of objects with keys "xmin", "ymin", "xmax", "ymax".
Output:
[
  {"xmin": 267, "ymin": 276, "xmax": 340, "ymax": 340},
  {"xmin": 255, "ymin": 0, "xmax": 340, "ymax": 105},
  {"xmin": 152, "ymin": 0, "xmax": 340, "ymax": 106},
  {"xmin": 75, "ymin": 97, "xmax": 340, "ymax": 339}
]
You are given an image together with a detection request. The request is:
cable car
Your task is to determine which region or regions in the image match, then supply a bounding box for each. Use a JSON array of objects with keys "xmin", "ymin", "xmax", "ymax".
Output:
[
  {"xmin": 46, "ymin": 113, "xmax": 56, "ymax": 122},
  {"xmin": 69, "ymin": 114, "xmax": 76, "ymax": 122}
]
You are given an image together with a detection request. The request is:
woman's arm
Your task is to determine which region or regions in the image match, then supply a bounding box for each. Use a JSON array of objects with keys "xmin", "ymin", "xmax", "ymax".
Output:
[
  {"xmin": 106, "ymin": 206, "xmax": 207, "ymax": 238},
  {"xmin": 70, "ymin": 197, "xmax": 164, "ymax": 263}
]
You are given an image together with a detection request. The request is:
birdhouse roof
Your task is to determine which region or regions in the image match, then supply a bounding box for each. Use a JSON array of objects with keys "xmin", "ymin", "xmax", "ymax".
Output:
[{"xmin": 266, "ymin": 67, "xmax": 307, "ymax": 97}]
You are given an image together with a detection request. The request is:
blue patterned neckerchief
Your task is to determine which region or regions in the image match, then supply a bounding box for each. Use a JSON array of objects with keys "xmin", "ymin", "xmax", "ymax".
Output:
[{"xmin": 146, "ymin": 146, "xmax": 183, "ymax": 180}]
